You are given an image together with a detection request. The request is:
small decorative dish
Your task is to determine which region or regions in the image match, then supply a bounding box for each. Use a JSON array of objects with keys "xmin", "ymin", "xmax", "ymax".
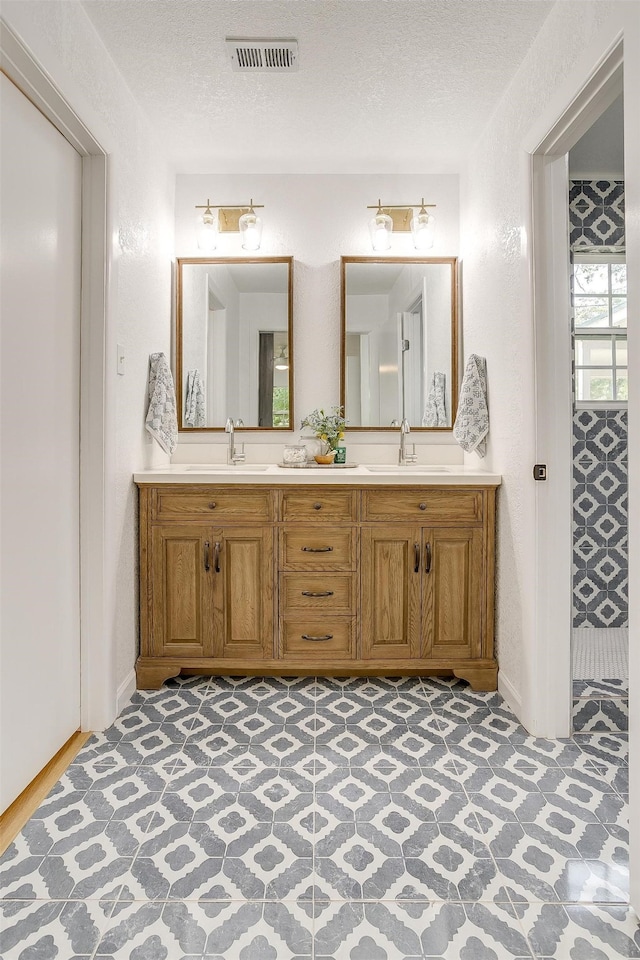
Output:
[{"xmin": 314, "ymin": 453, "xmax": 336, "ymax": 464}]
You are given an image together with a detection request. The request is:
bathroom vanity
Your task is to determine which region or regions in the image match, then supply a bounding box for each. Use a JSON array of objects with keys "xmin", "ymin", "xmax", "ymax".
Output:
[{"xmin": 134, "ymin": 465, "xmax": 500, "ymax": 691}]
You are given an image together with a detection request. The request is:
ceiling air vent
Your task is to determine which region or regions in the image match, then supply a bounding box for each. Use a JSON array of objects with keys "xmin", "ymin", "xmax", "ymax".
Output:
[{"xmin": 225, "ymin": 38, "xmax": 298, "ymax": 73}]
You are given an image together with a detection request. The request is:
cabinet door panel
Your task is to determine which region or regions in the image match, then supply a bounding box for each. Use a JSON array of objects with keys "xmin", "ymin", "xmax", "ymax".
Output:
[
  {"xmin": 423, "ymin": 527, "xmax": 483, "ymax": 660},
  {"xmin": 216, "ymin": 527, "xmax": 274, "ymax": 659},
  {"xmin": 361, "ymin": 526, "xmax": 421, "ymax": 659},
  {"xmin": 151, "ymin": 525, "xmax": 214, "ymax": 657}
]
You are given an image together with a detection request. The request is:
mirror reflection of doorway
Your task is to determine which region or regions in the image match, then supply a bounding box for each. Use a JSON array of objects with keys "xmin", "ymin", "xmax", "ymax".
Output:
[
  {"xmin": 258, "ymin": 330, "xmax": 290, "ymax": 427},
  {"xmin": 569, "ymin": 94, "xmax": 629, "ymax": 736}
]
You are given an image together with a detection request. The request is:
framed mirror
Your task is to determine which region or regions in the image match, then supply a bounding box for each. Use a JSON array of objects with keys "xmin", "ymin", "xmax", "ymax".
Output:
[
  {"xmin": 176, "ymin": 257, "xmax": 293, "ymax": 430},
  {"xmin": 340, "ymin": 257, "xmax": 458, "ymax": 429}
]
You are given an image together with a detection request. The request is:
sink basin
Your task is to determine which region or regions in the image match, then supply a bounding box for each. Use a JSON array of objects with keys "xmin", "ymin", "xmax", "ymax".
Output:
[
  {"xmin": 185, "ymin": 464, "xmax": 270, "ymax": 472},
  {"xmin": 365, "ymin": 464, "xmax": 451, "ymax": 473}
]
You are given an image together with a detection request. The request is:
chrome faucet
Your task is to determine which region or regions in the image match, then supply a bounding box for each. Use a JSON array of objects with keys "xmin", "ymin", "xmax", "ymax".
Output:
[
  {"xmin": 398, "ymin": 418, "xmax": 417, "ymax": 465},
  {"xmin": 225, "ymin": 417, "xmax": 246, "ymax": 465}
]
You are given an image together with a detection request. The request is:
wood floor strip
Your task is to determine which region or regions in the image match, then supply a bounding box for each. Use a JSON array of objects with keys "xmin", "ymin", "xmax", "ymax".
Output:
[{"xmin": 0, "ymin": 730, "xmax": 91, "ymax": 856}]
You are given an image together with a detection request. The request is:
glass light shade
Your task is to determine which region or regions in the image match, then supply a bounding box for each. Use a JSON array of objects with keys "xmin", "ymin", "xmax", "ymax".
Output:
[
  {"xmin": 411, "ymin": 210, "xmax": 435, "ymax": 250},
  {"xmin": 369, "ymin": 211, "xmax": 393, "ymax": 251},
  {"xmin": 196, "ymin": 208, "xmax": 218, "ymax": 251},
  {"xmin": 239, "ymin": 211, "xmax": 263, "ymax": 251}
]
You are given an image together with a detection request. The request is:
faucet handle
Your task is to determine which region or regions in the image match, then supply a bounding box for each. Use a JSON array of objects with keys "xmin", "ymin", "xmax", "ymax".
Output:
[
  {"xmin": 405, "ymin": 444, "xmax": 418, "ymax": 463},
  {"xmin": 234, "ymin": 443, "xmax": 246, "ymax": 463}
]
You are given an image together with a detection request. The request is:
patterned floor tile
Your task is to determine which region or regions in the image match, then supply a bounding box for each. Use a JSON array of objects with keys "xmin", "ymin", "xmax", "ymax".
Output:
[
  {"xmin": 515, "ymin": 902, "xmax": 640, "ymax": 958},
  {"xmin": 3, "ymin": 675, "xmax": 633, "ymax": 958},
  {"xmin": 0, "ymin": 898, "xmax": 114, "ymax": 959},
  {"xmin": 572, "ymin": 697, "xmax": 629, "ymax": 732},
  {"xmin": 313, "ymin": 900, "xmax": 534, "ymax": 959},
  {"xmin": 574, "ymin": 733, "xmax": 628, "ymax": 765}
]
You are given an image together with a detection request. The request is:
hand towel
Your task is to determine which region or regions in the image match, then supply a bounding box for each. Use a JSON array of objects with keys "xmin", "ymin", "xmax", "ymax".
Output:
[
  {"xmin": 422, "ymin": 371, "xmax": 447, "ymax": 427},
  {"xmin": 184, "ymin": 369, "xmax": 206, "ymax": 427},
  {"xmin": 453, "ymin": 354, "xmax": 489, "ymax": 457},
  {"xmin": 145, "ymin": 352, "xmax": 178, "ymax": 454}
]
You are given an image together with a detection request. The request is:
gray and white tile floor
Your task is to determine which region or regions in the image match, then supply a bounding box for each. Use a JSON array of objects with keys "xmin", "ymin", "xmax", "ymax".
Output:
[{"xmin": 1, "ymin": 676, "xmax": 638, "ymax": 959}]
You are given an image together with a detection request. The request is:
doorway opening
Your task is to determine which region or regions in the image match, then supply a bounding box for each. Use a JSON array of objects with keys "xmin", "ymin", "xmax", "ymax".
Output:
[{"xmin": 568, "ymin": 96, "xmax": 628, "ymax": 734}]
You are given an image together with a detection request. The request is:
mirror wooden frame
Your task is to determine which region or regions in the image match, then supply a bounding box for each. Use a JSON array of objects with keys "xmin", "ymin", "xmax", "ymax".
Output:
[
  {"xmin": 176, "ymin": 256, "xmax": 294, "ymax": 431},
  {"xmin": 340, "ymin": 256, "xmax": 459, "ymax": 430}
]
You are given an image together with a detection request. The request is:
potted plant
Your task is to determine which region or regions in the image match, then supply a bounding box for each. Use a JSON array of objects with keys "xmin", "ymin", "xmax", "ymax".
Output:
[{"xmin": 301, "ymin": 406, "xmax": 346, "ymax": 463}]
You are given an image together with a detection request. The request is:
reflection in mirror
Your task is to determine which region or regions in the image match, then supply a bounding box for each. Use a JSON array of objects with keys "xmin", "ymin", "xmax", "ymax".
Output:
[
  {"xmin": 341, "ymin": 258, "xmax": 458, "ymax": 429},
  {"xmin": 177, "ymin": 257, "xmax": 293, "ymax": 430}
]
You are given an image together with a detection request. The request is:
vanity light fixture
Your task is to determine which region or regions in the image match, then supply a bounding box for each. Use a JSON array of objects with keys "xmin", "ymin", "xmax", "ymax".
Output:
[
  {"xmin": 195, "ymin": 198, "xmax": 265, "ymax": 251},
  {"xmin": 366, "ymin": 198, "xmax": 436, "ymax": 251},
  {"xmin": 368, "ymin": 200, "xmax": 393, "ymax": 252},
  {"xmin": 411, "ymin": 199, "xmax": 436, "ymax": 250},
  {"xmin": 195, "ymin": 199, "xmax": 218, "ymax": 251},
  {"xmin": 239, "ymin": 200, "xmax": 263, "ymax": 251}
]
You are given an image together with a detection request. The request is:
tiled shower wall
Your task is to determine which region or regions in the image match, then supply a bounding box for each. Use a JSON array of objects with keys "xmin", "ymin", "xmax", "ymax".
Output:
[{"xmin": 570, "ymin": 180, "xmax": 627, "ymax": 628}]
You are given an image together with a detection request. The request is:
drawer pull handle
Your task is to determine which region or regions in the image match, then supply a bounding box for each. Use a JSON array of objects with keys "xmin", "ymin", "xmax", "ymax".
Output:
[
  {"xmin": 301, "ymin": 633, "xmax": 333, "ymax": 642},
  {"xmin": 313, "ymin": 503, "xmax": 322, "ymax": 510},
  {"xmin": 302, "ymin": 590, "xmax": 334, "ymax": 597},
  {"xmin": 204, "ymin": 541, "xmax": 210, "ymax": 572},
  {"xmin": 208, "ymin": 502, "xmax": 216, "ymax": 510},
  {"xmin": 214, "ymin": 541, "xmax": 221, "ymax": 573},
  {"xmin": 414, "ymin": 542, "xmax": 420, "ymax": 573},
  {"xmin": 425, "ymin": 541, "xmax": 432, "ymax": 574},
  {"xmin": 301, "ymin": 546, "xmax": 333, "ymax": 552},
  {"xmin": 419, "ymin": 502, "xmax": 427, "ymax": 511}
]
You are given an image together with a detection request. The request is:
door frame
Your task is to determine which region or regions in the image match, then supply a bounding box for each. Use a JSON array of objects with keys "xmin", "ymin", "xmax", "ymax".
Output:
[
  {"xmin": 523, "ymin": 25, "xmax": 640, "ymax": 911},
  {"xmin": 525, "ymin": 40, "xmax": 623, "ymax": 740},
  {"xmin": 1, "ymin": 20, "xmax": 113, "ymax": 732}
]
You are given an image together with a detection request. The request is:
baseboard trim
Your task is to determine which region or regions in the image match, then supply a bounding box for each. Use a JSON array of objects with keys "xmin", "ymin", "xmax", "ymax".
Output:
[
  {"xmin": 116, "ymin": 668, "xmax": 137, "ymax": 715},
  {"xmin": 498, "ymin": 670, "xmax": 523, "ymax": 721},
  {"xmin": 0, "ymin": 730, "xmax": 90, "ymax": 856}
]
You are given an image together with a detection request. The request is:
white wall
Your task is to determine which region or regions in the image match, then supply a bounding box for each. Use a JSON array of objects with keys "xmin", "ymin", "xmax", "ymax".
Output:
[
  {"xmin": 1, "ymin": 1, "xmax": 175, "ymax": 708},
  {"xmin": 174, "ymin": 173, "xmax": 460, "ymax": 458},
  {"xmin": 460, "ymin": 0, "xmax": 640, "ymax": 728}
]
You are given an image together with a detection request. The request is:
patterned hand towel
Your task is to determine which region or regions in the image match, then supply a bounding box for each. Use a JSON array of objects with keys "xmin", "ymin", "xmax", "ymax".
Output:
[
  {"xmin": 453, "ymin": 354, "xmax": 489, "ymax": 457},
  {"xmin": 145, "ymin": 352, "xmax": 178, "ymax": 454},
  {"xmin": 185, "ymin": 369, "xmax": 206, "ymax": 427},
  {"xmin": 422, "ymin": 371, "xmax": 447, "ymax": 427}
]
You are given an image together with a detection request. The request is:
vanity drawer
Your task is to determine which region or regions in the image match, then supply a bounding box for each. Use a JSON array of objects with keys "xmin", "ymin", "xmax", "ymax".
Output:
[
  {"xmin": 281, "ymin": 573, "xmax": 356, "ymax": 614},
  {"xmin": 280, "ymin": 527, "xmax": 356, "ymax": 570},
  {"xmin": 281, "ymin": 618, "xmax": 355, "ymax": 659},
  {"xmin": 362, "ymin": 489, "xmax": 482, "ymax": 523},
  {"xmin": 153, "ymin": 487, "xmax": 274, "ymax": 522},
  {"xmin": 280, "ymin": 489, "xmax": 358, "ymax": 522}
]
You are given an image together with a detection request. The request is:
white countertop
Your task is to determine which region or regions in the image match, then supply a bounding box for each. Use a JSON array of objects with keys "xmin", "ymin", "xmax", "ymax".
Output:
[{"xmin": 134, "ymin": 464, "xmax": 502, "ymax": 485}]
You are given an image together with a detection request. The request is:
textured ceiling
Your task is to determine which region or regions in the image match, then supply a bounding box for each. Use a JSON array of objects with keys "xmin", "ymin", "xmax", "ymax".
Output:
[{"xmin": 82, "ymin": 0, "xmax": 554, "ymax": 173}]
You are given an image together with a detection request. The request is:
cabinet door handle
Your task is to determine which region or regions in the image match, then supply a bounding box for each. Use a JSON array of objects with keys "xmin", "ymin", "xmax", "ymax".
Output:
[
  {"xmin": 301, "ymin": 634, "xmax": 333, "ymax": 641},
  {"xmin": 301, "ymin": 546, "xmax": 333, "ymax": 552},
  {"xmin": 425, "ymin": 541, "xmax": 432, "ymax": 574},
  {"xmin": 313, "ymin": 503, "xmax": 322, "ymax": 510},
  {"xmin": 414, "ymin": 542, "xmax": 420, "ymax": 573},
  {"xmin": 214, "ymin": 541, "xmax": 221, "ymax": 573},
  {"xmin": 419, "ymin": 502, "xmax": 427, "ymax": 511},
  {"xmin": 301, "ymin": 590, "xmax": 334, "ymax": 597},
  {"xmin": 204, "ymin": 541, "xmax": 210, "ymax": 572}
]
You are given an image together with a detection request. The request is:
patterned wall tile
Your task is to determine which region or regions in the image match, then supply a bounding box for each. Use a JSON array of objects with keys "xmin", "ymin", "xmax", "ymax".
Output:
[
  {"xmin": 570, "ymin": 184, "xmax": 628, "ymax": 630},
  {"xmin": 570, "ymin": 180, "xmax": 625, "ymax": 249}
]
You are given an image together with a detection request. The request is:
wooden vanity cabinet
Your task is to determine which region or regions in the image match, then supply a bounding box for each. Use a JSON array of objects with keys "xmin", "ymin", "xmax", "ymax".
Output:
[{"xmin": 136, "ymin": 481, "xmax": 497, "ymax": 691}]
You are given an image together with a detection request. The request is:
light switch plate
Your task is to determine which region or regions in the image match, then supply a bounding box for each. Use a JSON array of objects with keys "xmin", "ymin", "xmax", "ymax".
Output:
[{"xmin": 117, "ymin": 344, "xmax": 125, "ymax": 376}]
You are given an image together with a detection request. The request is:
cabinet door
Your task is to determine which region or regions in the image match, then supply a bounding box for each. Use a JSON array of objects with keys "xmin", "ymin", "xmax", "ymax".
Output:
[
  {"xmin": 422, "ymin": 526, "xmax": 483, "ymax": 660},
  {"xmin": 150, "ymin": 524, "xmax": 215, "ymax": 658},
  {"xmin": 361, "ymin": 526, "xmax": 421, "ymax": 660},
  {"xmin": 213, "ymin": 527, "xmax": 274, "ymax": 660}
]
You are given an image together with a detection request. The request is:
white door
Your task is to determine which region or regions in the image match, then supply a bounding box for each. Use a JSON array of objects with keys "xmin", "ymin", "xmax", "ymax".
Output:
[{"xmin": 0, "ymin": 74, "xmax": 82, "ymax": 812}]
